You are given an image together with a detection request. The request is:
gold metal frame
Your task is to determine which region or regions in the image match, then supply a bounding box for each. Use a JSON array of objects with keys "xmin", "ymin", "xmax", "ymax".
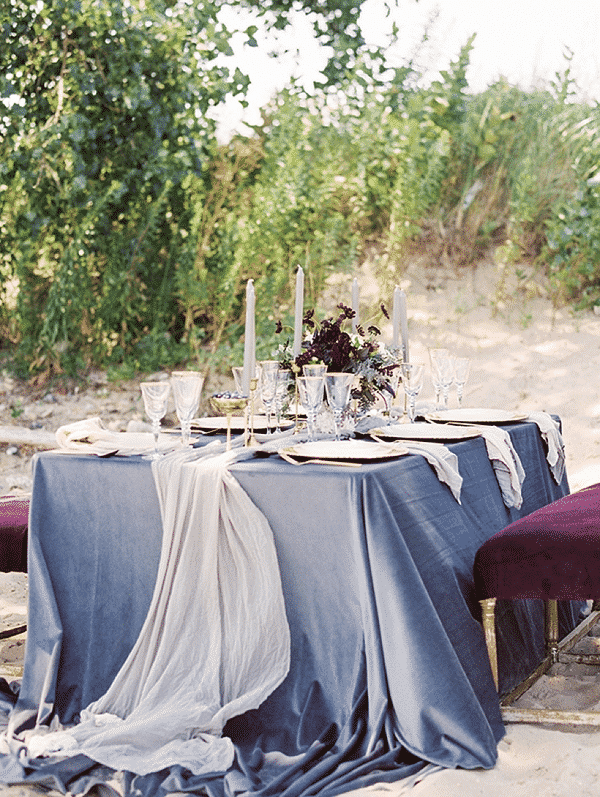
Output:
[{"xmin": 480, "ymin": 598, "xmax": 600, "ymax": 725}]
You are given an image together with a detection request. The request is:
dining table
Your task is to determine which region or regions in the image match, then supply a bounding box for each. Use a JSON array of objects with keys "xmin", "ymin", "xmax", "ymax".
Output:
[{"xmin": 0, "ymin": 415, "xmax": 581, "ymax": 797}]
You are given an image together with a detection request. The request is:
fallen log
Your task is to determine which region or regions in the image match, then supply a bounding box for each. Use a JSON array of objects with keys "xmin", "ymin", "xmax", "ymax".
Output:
[{"xmin": 0, "ymin": 425, "xmax": 56, "ymax": 449}]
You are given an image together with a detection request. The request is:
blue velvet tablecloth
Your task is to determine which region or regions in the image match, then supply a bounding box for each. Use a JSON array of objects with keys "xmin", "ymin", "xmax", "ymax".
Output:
[{"xmin": 0, "ymin": 421, "xmax": 577, "ymax": 796}]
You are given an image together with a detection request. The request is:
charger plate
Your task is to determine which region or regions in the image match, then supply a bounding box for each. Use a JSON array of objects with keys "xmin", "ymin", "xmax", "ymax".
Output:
[
  {"xmin": 370, "ymin": 422, "xmax": 481, "ymax": 442},
  {"xmin": 281, "ymin": 439, "xmax": 408, "ymax": 462},
  {"xmin": 192, "ymin": 416, "xmax": 294, "ymax": 434},
  {"xmin": 425, "ymin": 408, "xmax": 528, "ymax": 425}
]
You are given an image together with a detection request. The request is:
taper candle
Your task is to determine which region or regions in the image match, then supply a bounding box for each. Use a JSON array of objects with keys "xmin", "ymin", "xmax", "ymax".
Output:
[
  {"xmin": 293, "ymin": 266, "xmax": 304, "ymax": 358},
  {"xmin": 242, "ymin": 279, "xmax": 255, "ymax": 395}
]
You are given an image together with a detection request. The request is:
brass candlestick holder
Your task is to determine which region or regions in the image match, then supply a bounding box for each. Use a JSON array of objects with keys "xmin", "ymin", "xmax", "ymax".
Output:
[{"xmin": 210, "ymin": 394, "xmax": 248, "ymax": 451}]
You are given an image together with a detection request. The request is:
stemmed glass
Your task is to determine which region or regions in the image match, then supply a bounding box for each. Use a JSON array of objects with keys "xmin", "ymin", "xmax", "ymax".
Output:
[
  {"xmin": 430, "ymin": 350, "xmax": 453, "ymax": 409},
  {"xmin": 303, "ymin": 363, "xmax": 327, "ymax": 378},
  {"xmin": 258, "ymin": 360, "xmax": 280, "ymax": 434},
  {"xmin": 171, "ymin": 371, "xmax": 204, "ymax": 446},
  {"xmin": 296, "ymin": 375, "xmax": 325, "ymax": 442},
  {"xmin": 274, "ymin": 370, "xmax": 293, "ymax": 432},
  {"xmin": 232, "ymin": 366, "xmax": 245, "ymax": 395},
  {"xmin": 429, "ymin": 348, "xmax": 449, "ymax": 410},
  {"xmin": 140, "ymin": 381, "xmax": 171, "ymax": 460},
  {"xmin": 453, "ymin": 357, "xmax": 471, "ymax": 407},
  {"xmin": 401, "ymin": 363, "xmax": 424, "ymax": 423},
  {"xmin": 324, "ymin": 373, "xmax": 354, "ymax": 441}
]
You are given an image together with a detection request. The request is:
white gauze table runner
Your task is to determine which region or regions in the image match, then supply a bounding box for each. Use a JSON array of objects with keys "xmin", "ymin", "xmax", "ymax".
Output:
[{"xmin": 25, "ymin": 443, "xmax": 290, "ymax": 776}]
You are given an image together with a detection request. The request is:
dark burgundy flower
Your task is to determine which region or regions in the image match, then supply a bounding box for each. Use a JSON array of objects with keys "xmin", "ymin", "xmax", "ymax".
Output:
[{"xmin": 380, "ymin": 303, "xmax": 390, "ymax": 320}]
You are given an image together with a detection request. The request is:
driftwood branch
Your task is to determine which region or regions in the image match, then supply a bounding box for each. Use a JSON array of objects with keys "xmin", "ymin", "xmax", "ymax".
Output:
[{"xmin": 0, "ymin": 426, "xmax": 56, "ymax": 449}]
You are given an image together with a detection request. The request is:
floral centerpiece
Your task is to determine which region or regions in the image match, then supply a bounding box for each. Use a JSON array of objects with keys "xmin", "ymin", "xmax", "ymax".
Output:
[{"xmin": 275, "ymin": 304, "xmax": 401, "ymax": 411}]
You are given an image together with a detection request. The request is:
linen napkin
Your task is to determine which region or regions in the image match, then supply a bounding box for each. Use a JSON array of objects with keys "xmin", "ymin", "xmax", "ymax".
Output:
[
  {"xmin": 25, "ymin": 442, "xmax": 290, "ymax": 776},
  {"xmin": 471, "ymin": 425, "xmax": 525, "ymax": 509},
  {"xmin": 354, "ymin": 416, "xmax": 463, "ymax": 502},
  {"xmin": 55, "ymin": 417, "xmax": 175, "ymax": 456},
  {"xmin": 526, "ymin": 411, "xmax": 566, "ymax": 484}
]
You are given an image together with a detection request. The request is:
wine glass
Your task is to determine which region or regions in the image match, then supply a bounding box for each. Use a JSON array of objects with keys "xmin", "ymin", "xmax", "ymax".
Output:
[
  {"xmin": 401, "ymin": 363, "xmax": 425, "ymax": 423},
  {"xmin": 303, "ymin": 363, "xmax": 327, "ymax": 378},
  {"xmin": 258, "ymin": 360, "xmax": 280, "ymax": 434},
  {"xmin": 274, "ymin": 370, "xmax": 293, "ymax": 432},
  {"xmin": 430, "ymin": 350, "xmax": 453, "ymax": 410},
  {"xmin": 296, "ymin": 375, "xmax": 325, "ymax": 442},
  {"xmin": 453, "ymin": 357, "xmax": 471, "ymax": 407},
  {"xmin": 171, "ymin": 371, "xmax": 204, "ymax": 446},
  {"xmin": 324, "ymin": 373, "xmax": 354, "ymax": 441},
  {"xmin": 429, "ymin": 348, "xmax": 449, "ymax": 410},
  {"xmin": 140, "ymin": 381, "xmax": 171, "ymax": 460},
  {"xmin": 232, "ymin": 366, "xmax": 245, "ymax": 395}
]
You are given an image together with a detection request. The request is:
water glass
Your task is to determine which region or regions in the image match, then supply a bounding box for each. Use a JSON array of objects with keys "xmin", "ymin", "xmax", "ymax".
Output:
[
  {"xmin": 171, "ymin": 371, "xmax": 204, "ymax": 445},
  {"xmin": 140, "ymin": 381, "xmax": 171, "ymax": 459},
  {"xmin": 324, "ymin": 373, "xmax": 354, "ymax": 441},
  {"xmin": 401, "ymin": 363, "xmax": 424, "ymax": 423},
  {"xmin": 429, "ymin": 348, "xmax": 449, "ymax": 409},
  {"xmin": 296, "ymin": 375, "xmax": 325, "ymax": 442},
  {"xmin": 453, "ymin": 357, "xmax": 471, "ymax": 407},
  {"xmin": 303, "ymin": 363, "xmax": 327, "ymax": 378},
  {"xmin": 232, "ymin": 366, "xmax": 245, "ymax": 395},
  {"xmin": 258, "ymin": 360, "xmax": 280, "ymax": 434},
  {"xmin": 274, "ymin": 370, "xmax": 293, "ymax": 432},
  {"xmin": 430, "ymin": 350, "xmax": 453, "ymax": 409}
]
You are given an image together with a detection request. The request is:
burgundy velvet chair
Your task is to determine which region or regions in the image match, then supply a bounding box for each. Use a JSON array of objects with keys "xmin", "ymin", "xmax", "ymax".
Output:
[
  {"xmin": 474, "ymin": 483, "xmax": 600, "ymax": 725},
  {"xmin": 0, "ymin": 495, "xmax": 28, "ymax": 640}
]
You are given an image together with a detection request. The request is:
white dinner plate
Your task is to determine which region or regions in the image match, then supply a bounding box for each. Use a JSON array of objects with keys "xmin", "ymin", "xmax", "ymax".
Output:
[
  {"xmin": 425, "ymin": 408, "xmax": 528, "ymax": 425},
  {"xmin": 192, "ymin": 416, "xmax": 294, "ymax": 434},
  {"xmin": 369, "ymin": 423, "xmax": 481, "ymax": 442},
  {"xmin": 282, "ymin": 439, "xmax": 408, "ymax": 461}
]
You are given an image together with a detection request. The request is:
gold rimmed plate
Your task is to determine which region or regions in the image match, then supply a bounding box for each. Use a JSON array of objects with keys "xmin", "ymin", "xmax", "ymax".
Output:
[
  {"xmin": 369, "ymin": 422, "xmax": 481, "ymax": 442},
  {"xmin": 191, "ymin": 416, "xmax": 294, "ymax": 434},
  {"xmin": 281, "ymin": 439, "xmax": 409, "ymax": 462},
  {"xmin": 425, "ymin": 409, "xmax": 528, "ymax": 425}
]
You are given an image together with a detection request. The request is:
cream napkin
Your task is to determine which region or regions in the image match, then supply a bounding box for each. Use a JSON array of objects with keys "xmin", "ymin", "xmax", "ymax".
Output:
[
  {"xmin": 526, "ymin": 411, "xmax": 566, "ymax": 484},
  {"xmin": 472, "ymin": 425, "xmax": 525, "ymax": 509},
  {"xmin": 55, "ymin": 417, "xmax": 175, "ymax": 456},
  {"xmin": 354, "ymin": 416, "xmax": 463, "ymax": 502}
]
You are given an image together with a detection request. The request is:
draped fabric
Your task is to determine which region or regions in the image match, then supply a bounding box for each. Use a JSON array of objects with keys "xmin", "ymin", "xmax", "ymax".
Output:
[{"xmin": 22, "ymin": 447, "xmax": 290, "ymax": 776}]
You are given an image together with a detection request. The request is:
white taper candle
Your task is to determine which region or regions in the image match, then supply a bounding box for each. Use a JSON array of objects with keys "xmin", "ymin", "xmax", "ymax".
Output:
[
  {"xmin": 293, "ymin": 266, "xmax": 304, "ymax": 358},
  {"xmin": 242, "ymin": 279, "xmax": 255, "ymax": 395}
]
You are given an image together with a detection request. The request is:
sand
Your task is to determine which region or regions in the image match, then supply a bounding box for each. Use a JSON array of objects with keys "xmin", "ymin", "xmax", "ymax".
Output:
[{"xmin": 3, "ymin": 258, "xmax": 600, "ymax": 795}]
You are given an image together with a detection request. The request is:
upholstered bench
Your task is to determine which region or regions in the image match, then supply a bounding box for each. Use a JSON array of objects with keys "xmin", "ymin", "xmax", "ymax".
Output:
[
  {"xmin": 474, "ymin": 483, "xmax": 600, "ymax": 724},
  {"xmin": 0, "ymin": 495, "xmax": 29, "ymax": 639}
]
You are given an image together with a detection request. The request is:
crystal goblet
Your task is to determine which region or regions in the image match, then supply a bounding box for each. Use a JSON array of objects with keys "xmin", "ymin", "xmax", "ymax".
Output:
[
  {"xmin": 303, "ymin": 363, "xmax": 327, "ymax": 378},
  {"xmin": 429, "ymin": 348, "xmax": 449, "ymax": 410},
  {"xmin": 171, "ymin": 371, "xmax": 204, "ymax": 446},
  {"xmin": 401, "ymin": 363, "xmax": 425, "ymax": 423},
  {"xmin": 296, "ymin": 375, "xmax": 325, "ymax": 442},
  {"xmin": 274, "ymin": 370, "xmax": 293, "ymax": 432},
  {"xmin": 430, "ymin": 350, "xmax": 453, "ymax": 410},
  {"xmin": 258, "ymin": 360, "xmax": 280, "ymax": 434},
  {"xmin": 232, "ymin": 366, "xmax": 245, "ymax": 395},
  {"xmin": 453, "ymin": 357, "xmax": 471, "ymax": 407},
  {"xmin": 140, "ymin": 381, "xmax": 171, "ymax": 460},
  {"xmin": 324, "ymin": 372, "xmax": 354, "ymax": 441}
]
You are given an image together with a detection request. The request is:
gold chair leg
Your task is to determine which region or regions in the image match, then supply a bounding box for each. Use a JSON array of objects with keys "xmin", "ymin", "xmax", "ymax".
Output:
[
  {"xmin": 545, "ymin": 599, "xmax": 560, "ymax": 664},
  {"xmin": 480, "ymin": 598, "xmax": 498, "ymax": 690}
]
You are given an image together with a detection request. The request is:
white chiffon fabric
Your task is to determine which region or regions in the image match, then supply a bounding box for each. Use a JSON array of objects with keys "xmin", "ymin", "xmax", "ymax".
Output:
[{"xmin": 25, "ymin": 443, "xmax": 290, "ymax": 776}]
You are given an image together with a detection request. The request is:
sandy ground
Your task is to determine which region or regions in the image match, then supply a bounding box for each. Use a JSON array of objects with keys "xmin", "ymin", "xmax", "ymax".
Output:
[{"xmin": 2, "ymin": 258, "xmax": 600, "ymax": 795}]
